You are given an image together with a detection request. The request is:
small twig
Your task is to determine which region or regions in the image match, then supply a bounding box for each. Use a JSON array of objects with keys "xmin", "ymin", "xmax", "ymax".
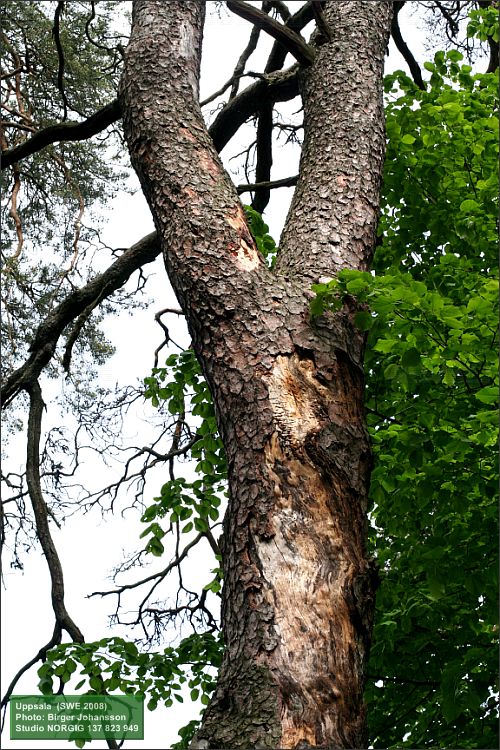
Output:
[
  {"xmin": 230, "ymin": 20, "xmax": 261, "ymax": 99},
  {"xmin": 89, "ymin": 532, "xmax": 206, "ymax": 599},
  {"xmin": 434, "ymin": 0, "xmax": 459, "ymax": 36},
  {"xmin": 237, "ymin": 173, "xmax": 298, "ymax": 194},
  {"xmin": 153, "ymin": 307, "xmax": 184, "ymax": 367}
]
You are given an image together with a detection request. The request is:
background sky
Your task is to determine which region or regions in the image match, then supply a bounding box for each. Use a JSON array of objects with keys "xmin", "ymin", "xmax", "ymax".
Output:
[{"xmin": 1, "ymin": 3, "xmax": 437, "ymax": 748}]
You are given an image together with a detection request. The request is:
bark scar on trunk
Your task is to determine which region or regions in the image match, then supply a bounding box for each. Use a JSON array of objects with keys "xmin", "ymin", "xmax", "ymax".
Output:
[
  {"xmin": 226, "ymin": 205, "xmax": 262, "ymax": 271},
  {"xmin": 259, "ymin": 432, "xmax": 355, "ymax": 748},
  {"xmin": 265, "ymin": 352, "xmax": 329, "ymax": 449}
]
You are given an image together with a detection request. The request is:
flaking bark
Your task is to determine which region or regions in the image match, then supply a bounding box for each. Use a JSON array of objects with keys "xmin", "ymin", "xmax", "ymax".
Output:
[{"xmin": 121, "ymin": 1, "xmax": 392, "ymax": 747}]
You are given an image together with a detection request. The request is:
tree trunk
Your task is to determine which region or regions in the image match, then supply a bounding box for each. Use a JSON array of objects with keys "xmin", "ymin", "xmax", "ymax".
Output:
[{"xmin": 120, "ymin": 1, "xmax": 392, "ymax": 747}]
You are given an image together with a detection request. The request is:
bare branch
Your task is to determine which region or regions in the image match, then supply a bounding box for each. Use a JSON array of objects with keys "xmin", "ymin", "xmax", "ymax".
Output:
[
  {"xmin": 237, "ymin": 173, "xmax": 298, "ymax": 194},
  {"xmin": 392, "ymin": 2, "xmax": 426, "ymax": 90},
  {"xmin": 264, "ymin": 1, "xmax": 315, "ymax": 73},
  {"xmin": 434, "ymin": 0, "xmax": 460, "ymax": 36},
  {"xmin": 89, "ymin": 532, "xmax": 207, "ymax": 599},
  {"xmin": 229, "ymin": 16, "xmax": 261, "ymax": 99},
  {"xmin": 251, "ymin": 102, "xmax": 274, "ymax": 213},
  {"xmin": 153, "ymin": 307, "xmax": 184, "ymax": 367},
  {"xmin": 26, "ymin": 381, "xmax": 84, "ymax": 641},
  {"xmin": 226, "ymin": 0, "xmax": 315, "ymax": 67},
  {"xmin": 209, "ymin": 65, "xmax": 299, "ymax": 152}
]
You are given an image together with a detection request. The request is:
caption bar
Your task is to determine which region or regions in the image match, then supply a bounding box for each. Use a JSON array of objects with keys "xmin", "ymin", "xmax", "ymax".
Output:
[{"xmin": 10, "ymin": 695, "xmax": 144, "ymax": 740}]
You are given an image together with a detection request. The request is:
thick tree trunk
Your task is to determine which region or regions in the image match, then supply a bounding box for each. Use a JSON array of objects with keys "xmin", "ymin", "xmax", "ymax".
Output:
[{"xmin": 121, "ymin": 2, "xmax": 391, "ymax": 747}]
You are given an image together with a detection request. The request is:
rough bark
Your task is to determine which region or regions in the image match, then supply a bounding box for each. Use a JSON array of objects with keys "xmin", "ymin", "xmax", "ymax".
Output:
[{"xmin": 120, "ymin": 1, "xmax": 392, "ymax": 747}]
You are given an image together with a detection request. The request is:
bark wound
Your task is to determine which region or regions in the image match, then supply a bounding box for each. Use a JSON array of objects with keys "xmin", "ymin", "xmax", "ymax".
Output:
[
  {"xmin": 266, "ymin": 353, "xmax": 325, "ymax": 447},
  {"xmin": 226, "ymin": 205, "xmax": 261, "ymax": 271},
  {"xmin": 256, "ymin": 351, "xmax": 368, "ymax": 747}
]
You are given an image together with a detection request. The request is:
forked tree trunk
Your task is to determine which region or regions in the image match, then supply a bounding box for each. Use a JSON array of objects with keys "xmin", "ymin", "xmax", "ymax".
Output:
[{"xmin": 121, "ymin": 1, "xmax": 392, "ymax": 747}]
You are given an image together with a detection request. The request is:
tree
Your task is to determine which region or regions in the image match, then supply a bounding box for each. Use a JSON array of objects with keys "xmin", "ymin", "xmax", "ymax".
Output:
[{"xmin": 1, "ymin": 2, "xmax": 498, "ymax": 749}]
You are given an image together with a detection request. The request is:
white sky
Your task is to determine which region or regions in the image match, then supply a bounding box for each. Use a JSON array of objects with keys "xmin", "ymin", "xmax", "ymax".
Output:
[{"xmin": 1, "ymin": 2, "xmax": 476, "ymax": 748}]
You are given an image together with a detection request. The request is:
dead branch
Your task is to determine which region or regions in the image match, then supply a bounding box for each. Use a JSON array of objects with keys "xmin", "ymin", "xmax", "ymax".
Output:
[
  {"xmin": 229, "ymin": 15, "xmax": 262, "ymax": 99},
  {"xmin": 226, "ymin": 0, "xmax": 315, "ymax": 67},
  {"xmin": 237, "ymin": 173, "xmax": 298, "ymax": 194},
  {"xmin": 392, "ymin": 1, "xmax": 426, "ymax": 90},
  {"xmin": 264, "ymin": 1, "xmax": 315, "ymax": 73},
  {"xmin": 251, "ymin": 101, "xmax": 274, "ymax": 213},
  {"xmin": 208, "ymin": 64, "xmax": 298, "ymax": 152}
]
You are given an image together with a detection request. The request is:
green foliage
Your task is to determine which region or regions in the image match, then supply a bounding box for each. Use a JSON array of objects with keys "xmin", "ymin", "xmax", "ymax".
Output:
[
  {"xmin": 141, "ymin": 349, "xmax": 226, "ymax": 743},
  {"xmin": 467, "ymin": 5, "xmax": 500, "ymax": 43},
  {"xmin": 142, "ymin": 349, "xmax": 226, "ymax": 555},
  {"xmin": 312, "ymin": 49, "xmax": 498, "ymax": 749},
  {"xmin": 243, "ymin": 205, "xmax": 279, "ymax": 267},
  {"xmin": 37, "ymin": 631, "xmax": 223, "ymax": 737}
]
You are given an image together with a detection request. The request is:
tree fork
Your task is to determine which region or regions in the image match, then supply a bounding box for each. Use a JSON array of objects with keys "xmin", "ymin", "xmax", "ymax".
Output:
[{"xmin": 120, "ymin": 1, "xmax": 392, "ymax": 747}]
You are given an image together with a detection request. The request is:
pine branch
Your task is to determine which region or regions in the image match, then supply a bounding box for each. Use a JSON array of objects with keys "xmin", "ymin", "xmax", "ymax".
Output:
[
  {"xmin": 1, "ymin": 99, "xmax": 121, "ymax": 169},
  {"xmin": 1, "ymin": 231, "xmax": 160, "ymax": 407}
]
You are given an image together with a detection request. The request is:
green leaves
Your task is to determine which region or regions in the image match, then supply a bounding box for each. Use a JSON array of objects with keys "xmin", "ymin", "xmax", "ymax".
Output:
[
  {"xmin": 315, "ymin": 27, "xmax": 499, "ymax": 750},
  {"xmin": 243, "ymin": 205, "xmax": 279, "ymax": 267},
  {"xmin": 467, "ymin": 6, "xmax": 500, "ymax": 43},
  {"xmin": 142, "ymin": 348, "xmax": 227, "ymax": 555},
  {"xmin": 36, "ymin": 632, "xmax": 223, "ymax": 745}
]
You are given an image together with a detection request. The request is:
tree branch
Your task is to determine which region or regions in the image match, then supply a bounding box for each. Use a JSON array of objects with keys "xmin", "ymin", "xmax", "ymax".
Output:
[
  {"xmin": 208, "ymin": 65, "xmax": 299, "ymax": 152},
  {"xmin": 237, "ymin": 174, "xmax": 298, "ymax": 194},
  {"xmin": 52, "ymin": 1, "xmax": 69, "ymax": 120},
  {"xmin": 26, "ymin": 380, "xmax": 84, "ymax": 642},
  {"xmin": 1, "ymin": 99, "xmax": 121, "ymax": 170},
  {"xmin": 391, "ymin": 1, "xmax": 425, "ymax": 90},
  {"xmin": 265, "ymin": 1, "xmax": 315, "ymax": 73},
  {"xmin": 251, "ymin": 101, "xmax": 274, "ymax": 213},
  {"xmin": 229, "ymin": 16, "xmax": 262, "ymax": 99},
  {"xmin": 312, "ymin": 0, "xmax": 332, "ymax": 42},
  {"xmin": 1, "ymin": 231, "xmax": 160, "ymax": 407},
  {"xmin": 226, "ymin": 0, "xmax": 315, "ymax": 67}
]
